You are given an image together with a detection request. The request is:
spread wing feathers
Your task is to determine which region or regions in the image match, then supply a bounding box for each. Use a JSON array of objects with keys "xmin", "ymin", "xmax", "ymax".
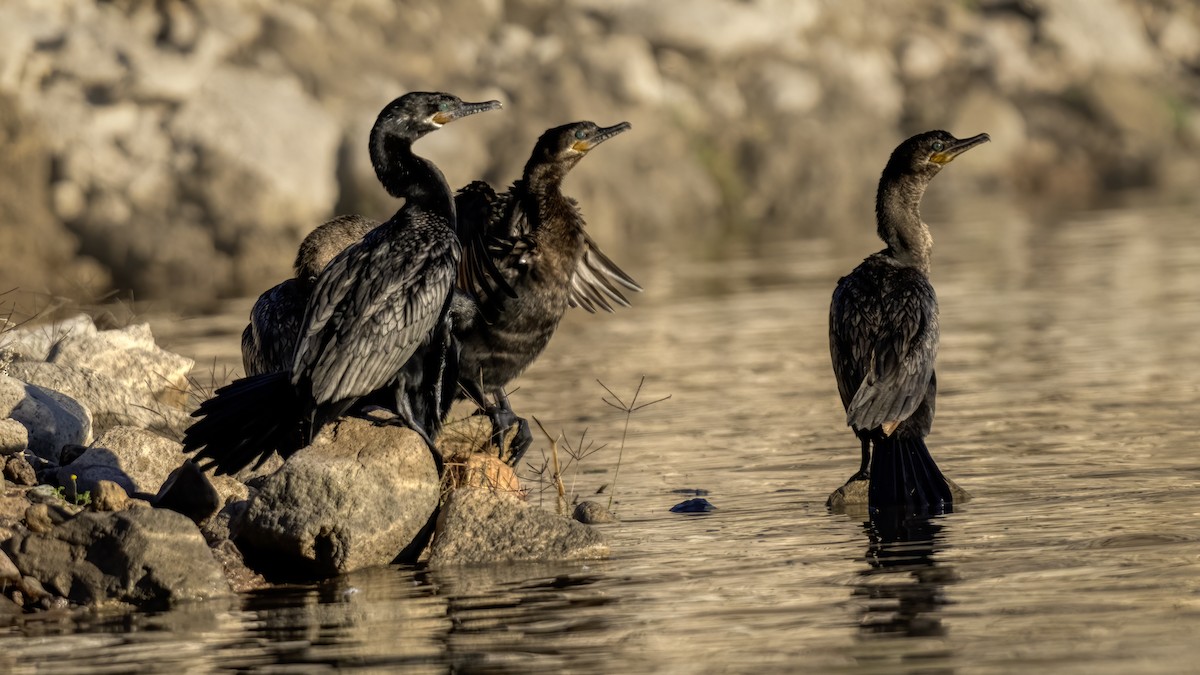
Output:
[
  {"xmin": 241, "ymin": 278, "xmax": 306, "ymax": 377},
  {"xmin": 454, "ymin": 181, "xmax": 516, "ymax": 321},
  {"xmin": 292, "ymin": 221, "xmax": 460, "ymax": 407},
  {"xmin": 830, "ymin": 266, "xmax": 939, "ymax": 433},
  {"xmin": 568, "ymin": 230, "xmax": 642, "ymax": 313}
]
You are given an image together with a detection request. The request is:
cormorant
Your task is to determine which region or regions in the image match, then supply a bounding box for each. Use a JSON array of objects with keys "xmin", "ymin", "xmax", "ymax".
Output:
[
  {"xmin": 454, "ymin": 120, "xmax": 641, "ymax": 461},
  {"xmin": 185, "ymin": 92, "xmax": 501, "ymax": 475},
  {"xmin": 241, "ymin": 215, "xmax": 375, "ymax": 377},
  {"xmin": 829, "ymin": 129, "xmax": 989, "ymax": 515}
]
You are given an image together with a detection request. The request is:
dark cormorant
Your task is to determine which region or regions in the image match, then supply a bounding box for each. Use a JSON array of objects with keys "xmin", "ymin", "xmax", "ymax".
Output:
[
  {"xmin": 185, "ymin": 92, "xmax": 501, "ymax": 474},
  {"xmin": 241, "ymin": 215, "xmax": 375, "ymax": 376},
  {"xmin": 829, "ymin": 129, "xmax": 989, "ymax": 515},
  {"xmin": 454, "ymin": 120, "xmax": 640, "ymax": 461}
]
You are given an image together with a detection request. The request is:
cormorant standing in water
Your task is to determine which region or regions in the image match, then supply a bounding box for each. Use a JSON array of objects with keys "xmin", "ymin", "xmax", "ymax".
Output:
[
  {"xmin": 185, "ymin": 92, "xmax": 501, "ymax": 475},
  {"xmin": 241, "ymin": 215, "xmax": 375, "ymax": 377},
  {"xmin": 454, "ymin": 121, "xmax": 640, "ymax": 461},
  {"xmin": 829, "ymin": 130, "xmax": 989, "ymax": 514}
]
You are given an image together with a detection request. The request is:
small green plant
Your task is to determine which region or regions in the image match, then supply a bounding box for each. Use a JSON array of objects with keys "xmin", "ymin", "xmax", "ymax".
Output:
[{"xmin": 55, "ymin": 473, "xmax": 92, "ymax": 507}]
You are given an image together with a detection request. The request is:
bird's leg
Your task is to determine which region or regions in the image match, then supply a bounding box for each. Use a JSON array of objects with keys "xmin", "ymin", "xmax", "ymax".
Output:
[
  {"xmin": 389, "ymin": 385, "xmax": 444, "ymax": 475},
  {"xmin": 850, "ymin": 437, "xmax": 871, "ymax": 482},
  {"xmin": 490, "ymin": 390, "xmax": 532, "ymax": 466}
]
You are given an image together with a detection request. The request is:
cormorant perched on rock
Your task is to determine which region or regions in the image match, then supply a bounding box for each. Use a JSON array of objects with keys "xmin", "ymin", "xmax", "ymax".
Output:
[
  {"xmin": 185, "ymin": 92, "xmax": 501, "ymax": 475},
  {"xmin": 829, "ymin": 129, "xmax": 989, "ymax": 515},
  {"xmin": 241, "ymin": 215, "xmax": 375, "ymax": 377},
  {"xmin": 454, "ymin": 120, "xmax": 641, "ymax": 461}
]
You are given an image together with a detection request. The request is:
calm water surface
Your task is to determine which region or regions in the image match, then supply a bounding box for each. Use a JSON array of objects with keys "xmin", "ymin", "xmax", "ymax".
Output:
[{"xmin": 4, "ymin": 198, "xmax": 1200, "ymax": 673}]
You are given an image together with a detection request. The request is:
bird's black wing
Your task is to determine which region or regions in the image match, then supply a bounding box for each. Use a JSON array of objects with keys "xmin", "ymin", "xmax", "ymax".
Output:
[
  {"xmin": 292, "ymin": 216, "xmax": 460, "ymax": 407},
  {"xmin": 831, "ymin": 260, "xmax": 938, "ymax": 433},
  {"xmin": 568, "ymin": 229, "xmax": 642, "ymax": 313},
  {"xmin": 454, "ymin": 181, "xmax": 515, "ymax": 321},
  {"xmin": 241, "ymin": 278, "xmax": 307, "ymax": 377}
]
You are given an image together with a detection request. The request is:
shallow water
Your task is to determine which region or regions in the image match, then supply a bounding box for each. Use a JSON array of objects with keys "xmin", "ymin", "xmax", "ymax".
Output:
[{"xmin": 5, "ymin": 196, "xmax": 1200, "ymax": 673}]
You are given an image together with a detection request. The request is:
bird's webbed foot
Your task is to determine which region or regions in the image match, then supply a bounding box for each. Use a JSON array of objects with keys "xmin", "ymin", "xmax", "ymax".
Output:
[{"xmin": 483, "ymin": 404, "xmax": 532, "ymax": 466}]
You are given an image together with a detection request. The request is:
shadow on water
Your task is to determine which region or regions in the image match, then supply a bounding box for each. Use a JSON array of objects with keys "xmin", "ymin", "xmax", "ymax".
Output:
[{"xmin": 849, "ymin": 510, "xmax": 958, "ymax": 673}]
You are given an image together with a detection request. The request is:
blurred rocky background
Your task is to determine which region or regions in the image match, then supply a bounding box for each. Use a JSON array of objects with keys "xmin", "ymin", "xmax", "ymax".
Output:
[{"xmin": 0, "ymin": 0, "xmax": 1197, "ymax": 310}]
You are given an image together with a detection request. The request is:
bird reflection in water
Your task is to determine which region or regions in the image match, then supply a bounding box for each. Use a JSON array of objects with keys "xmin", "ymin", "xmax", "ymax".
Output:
[{"xmin": 846, "ymin": 508, "xmax": 959, "ymax": 674}]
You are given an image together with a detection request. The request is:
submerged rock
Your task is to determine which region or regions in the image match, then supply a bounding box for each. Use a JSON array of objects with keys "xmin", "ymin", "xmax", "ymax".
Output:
[
  {"xmin": 236, "ymin": 416, "xmax": 440, "ymax": 578},
  {"xmin": 1, "ymin": 508, "xmax": 229, "ymax": 607},
  {"xmin": 670, "ymin": 497, "xmax": 716, "ymax": 514},
  {"xmin": 826, "ymin": 477, "xmax": 972, "ymax": 513},
  {"xmin": 573, "ymin": 500, "xmax": 616, "ymax": 524},
  {"xmin": 428, "ymin": 488, "xmax": 609, "ymax": 567}
]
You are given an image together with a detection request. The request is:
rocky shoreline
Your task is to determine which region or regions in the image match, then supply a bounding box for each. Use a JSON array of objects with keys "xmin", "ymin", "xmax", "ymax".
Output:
[{"xmin": 0, "ymin": 315, "xmax": 608, "ymax": 615}]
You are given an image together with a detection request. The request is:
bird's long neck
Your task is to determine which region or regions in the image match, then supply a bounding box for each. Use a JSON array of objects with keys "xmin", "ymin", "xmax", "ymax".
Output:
[
  {"xmin": 372, "ymin": 131, "xmax": 456, "ymax": 222},
  {"xmin": 523, "ymin": 159, "xmax": 579, "ymax": 233},
  {"xmin": 875, "ymin": 171, "xmax": 932, "ymax": 273}
]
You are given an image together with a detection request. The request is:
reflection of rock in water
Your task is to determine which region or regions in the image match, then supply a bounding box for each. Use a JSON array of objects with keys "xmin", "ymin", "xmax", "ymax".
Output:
[{"xmin": 851, "ymin": 512, "xmax": 958, "ymax": 672}]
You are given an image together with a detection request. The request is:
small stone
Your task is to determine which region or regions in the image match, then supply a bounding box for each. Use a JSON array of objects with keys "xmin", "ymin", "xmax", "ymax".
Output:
[
  {"xmin": 0, "ymin": 418, "xmax": 28, "ymax": 455},
  {"xmin": 153, "ymin": 461, "xmax": 220, "ymax": 523},
  {"xmin": 24, "ymin": 503, "xmax": 57, "ymax": 533},
  {"xmin": 3, "ymin": 454, "xmax": 37, "ymax": 486},
  {"xmin": 91, "ymin": 480, "xmax": 128, "ymax": 512},
  {"xmin": 572, "ymin": 501, "xmax": 616, "ymax": 524},
  {"xmin": 18, "ymin": 575, "xmax": 50, "ymax": 602},
  {"xmin": 670, "ymin": 498, "xmax": 716, "ymax": 514}
]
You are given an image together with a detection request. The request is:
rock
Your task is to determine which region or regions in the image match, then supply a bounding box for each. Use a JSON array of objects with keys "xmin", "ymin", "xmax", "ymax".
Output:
[
  {"xmin": 90, "ymin": 480, "xmax": 128, "ymax": 512},
  {"xmin": 46, "ymin": 322, "xmax": 194, "ymax": 407},
  {"xmin": 1, "ymin": 508, "xmax": 230, "ymax": 607},
  {"xmin": 201, "ymin": 499, "xmax": 249, "ymax": 544},
  {"xmin": 0, "ymin": 315, "xmax": 97, "ymax": 362},
  {"xmin": 61, "ymin": 426, "xmax": 188, "ymax": 497},
  {"xmin": 0, "ymin": 374, "xmax": 92, "ymax": 461},
  {"xmin": 670, "ymin": 498, "xmax": 716, "ymax": 514},
  {"xmin": 209, "ymin": 539, "xmax": 268, "ymax": 593},
  {"xmin": 18, "ymin": 575, "xmax": 50, "ymax": 603},
  {"xmin": 3, "ymin": 453, "xmax": 36, "ymax": 486},
  {"xmin": 236, "ymin": 417, "xmax": 440, "ymax": 578},
  {"xmin": 0, "ymin": 418, "xmax": 29, "ymax": 454},
  {"xmin": 23, "ymin": 503, "xmax": 62, "ymax": 534},
  {"xmin": 573, "ymin": 500, "xmax": 616, "ymax": 524},
  {"xmin": 427, "ymin": 488, "xmax": 609, "ymax": 567},
  {"xmin": 0, "ymin": 549, "xmax": 19, "ymax": 583},
  {"xmin": 825, "ymin": 477, "xmax": 971, "ymax": 513},
  {"xmin": 0, "ymin": 593, "xmax": 20, "ymax": 617},
  {"xmin": 9, "ymin": 357, "xmax": 193, "ymax": 436},
  {"xmin": 153, "ymin": 461, "xmax": 220, "ymax": 523}
]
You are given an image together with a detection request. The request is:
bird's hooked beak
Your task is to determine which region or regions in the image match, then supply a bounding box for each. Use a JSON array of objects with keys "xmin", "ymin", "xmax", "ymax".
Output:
[
  {"xmin": 931, "ymin": 132, "xmax": 991, "ymax": 165},
  {"xmin": 433, "ymin": 99, "xmax": 503, "ymax": 126},
  {"xmin": 573, "ymin": 121, "xmax": 632, "ymax": 153}
]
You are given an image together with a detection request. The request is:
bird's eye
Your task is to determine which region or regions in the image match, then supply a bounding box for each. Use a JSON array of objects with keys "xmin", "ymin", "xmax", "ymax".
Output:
[
  {"xmin": 438, "ymin": 101, "xmax": 453, "ymax": 112},
  {"xmin": 574, "ymin": 129, "xmax": 588, "ymax": 140},
  {"xmin": 932, "ymin": 142, "xmax": 944, "ymax": 152}
]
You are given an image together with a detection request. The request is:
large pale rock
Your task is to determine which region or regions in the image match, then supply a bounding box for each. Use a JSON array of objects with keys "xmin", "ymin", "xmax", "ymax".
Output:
[
  {"xmin": 0, "ymin": 418, "xmax": 28, "ymax": 454},
  {"xmin": 428, "ymin": 489, "xmax": 609, "ymax": 567},
  {"xmin": 60, "ymin": 426, "xmax": 186, "ymax": 496},
  {"xmin": 47, "ymin": 322, "xmax": 194, "ymax": 406},
  {"xmin": 237, "ymin": 417, "xmax": 440, "ymax": 577},
  {"xmin": 9, "ymin": 358, "xmax": 192, "ymax": 436},
  {"xmin": 1, "ymin": 508, "xmax": 230, "ymax": 607},
  {"xmin": 0, "ymin": 374, "xmax": 92, "ymax": 461},
  {"xmin": 0, "ymin": 314, "xmax": 97, "ymax": 362}
]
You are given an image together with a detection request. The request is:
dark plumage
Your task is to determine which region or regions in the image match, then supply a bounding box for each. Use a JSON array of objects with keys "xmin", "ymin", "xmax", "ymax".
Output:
[
  {"xmin": 186, "ymin": 92, "xmax": 501, "ymax": 474},
  {"xmin": 454, "ymin": 121, "xmax": 641, "ymax": 460},
  {"xmin": 241, "ymin": 215, "xmax": 376, "ymax": 377},
  {"xmin": 829, "ymin": 129, "xmax": 989, "ymax": 515}
]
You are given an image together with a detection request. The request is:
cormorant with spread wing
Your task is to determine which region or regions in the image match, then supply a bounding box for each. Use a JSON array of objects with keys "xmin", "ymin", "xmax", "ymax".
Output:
[{"xmin": 454, "ymin": 120, "xmax": 640, "ymax": 462}]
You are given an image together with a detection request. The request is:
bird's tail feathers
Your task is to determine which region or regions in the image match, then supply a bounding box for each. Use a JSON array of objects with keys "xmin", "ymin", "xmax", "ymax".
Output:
[
  {"xmin": 183, "ymin": 372, "xmax": 304, "ymax": 476},
  {"xmin": 868, "ymin": 434, "xmax": 952, "ymax": 516}
]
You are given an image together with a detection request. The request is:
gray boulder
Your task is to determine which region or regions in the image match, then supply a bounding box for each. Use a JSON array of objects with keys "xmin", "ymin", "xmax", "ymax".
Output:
[
  {"xmin": 0, "ymin": 374, "xmax": 92, "ymax": 461},
  {"xmin": 237, "ymin": 417, "xmax": 440, "ymax": 577},
  {"xmin": 60, "ymin": 426, "xmax": 187, "ymax": 496},
  {"xmin": 1, "ymin": 508, "xmax": 230, "ymax": 607},
  {"xmin": 428, "ymin": 489, "xmax": 610, "ymax": 567}
]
